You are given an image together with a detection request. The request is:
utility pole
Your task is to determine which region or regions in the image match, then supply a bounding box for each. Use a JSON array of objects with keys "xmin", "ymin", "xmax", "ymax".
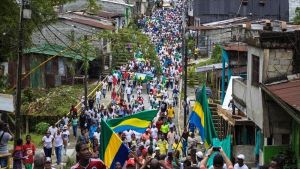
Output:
[
  {"xmin": 182, "ymin": 0, "xmax": 188, "ymax": 128},
  {"xmin": 84, "ymin": 35, "xmax": 88, "ymax": 110},
  {"xmin": 15, "ymin": 0, "xmax": 26, "ymax": 145}
]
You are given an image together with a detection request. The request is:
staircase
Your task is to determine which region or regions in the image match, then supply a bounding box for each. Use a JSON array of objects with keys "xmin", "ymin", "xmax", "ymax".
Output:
[
  {"xmin": 209, "ymin": 102, "xmax": 228, "ymax": 139},
  {"xmin": 102, "ymin": 55, "xmax": 111, "ymax": 76}
]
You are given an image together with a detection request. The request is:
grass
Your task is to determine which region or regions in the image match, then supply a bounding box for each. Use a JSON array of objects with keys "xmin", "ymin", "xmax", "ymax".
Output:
[
  {"xmin": 21, "ymin": 83, "xmax": 98, "ymax": 117},
  {"xmin": 9, "ymin": 133, "xmax": 43, "ymax": 149}
]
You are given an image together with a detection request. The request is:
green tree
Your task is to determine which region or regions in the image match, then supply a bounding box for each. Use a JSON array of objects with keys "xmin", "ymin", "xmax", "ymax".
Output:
[
  {"xmin": 79, "ymin": 36, "xmax": 97, "ymax": 108},
  {"xmin": 294, "ymin": 7, "xmax": 300, "ymax": 24},
  {"xmin": 97, "ymin": 28, "xmax": 160, "ymax": 72},
  {"xmin": 0, "ymin": 0, "xmax": 75, "ymax": 59},
  {"xmin": 86, "ymin": 0, "xmax": 101, "ymax": 14}
]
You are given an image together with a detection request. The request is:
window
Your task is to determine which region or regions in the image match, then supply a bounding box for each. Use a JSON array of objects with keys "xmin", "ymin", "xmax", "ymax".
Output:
[
  {"xmin": 281, "ymin": 134, "xmax": 290, "ymax": 145},
  {"xmin": 46, "ymin": 61, "xmax": 52, "ymax": 74},
  {"xmin": 252, "ymin": 55, "xmax": 260, "ymax": 86}
]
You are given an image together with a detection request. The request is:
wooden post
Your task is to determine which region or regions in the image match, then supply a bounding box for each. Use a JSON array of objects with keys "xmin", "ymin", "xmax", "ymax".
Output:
[{"xmin": 26, "ymin": 115, "xmax": 29, "ymax": 134}]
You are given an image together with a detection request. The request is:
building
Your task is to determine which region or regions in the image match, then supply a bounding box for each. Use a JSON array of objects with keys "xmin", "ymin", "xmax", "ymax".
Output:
[
  {"xmin": 231, "ymin": 30, "xmax": 300, "ymax": 167},
  {"xmin": 62, "ymin": 0, "xmax": 136, "ymax": 25},
  {"xmin": 190, "ymin": 0, "xmax": 300, "ymax": 24},
  {"xmin": 8, "ymin": 44, "xmax": 95, "ymax": 88}
]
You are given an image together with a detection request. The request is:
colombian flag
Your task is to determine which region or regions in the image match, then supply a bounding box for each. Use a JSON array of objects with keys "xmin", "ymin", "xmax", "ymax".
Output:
[
  {"xmin": 107, "ymin": 109, "xmax": 158, "ymax": 133},
  {"xmin": 189, "ymin": 85, "xmax": 217, "ymax": 148},
  {"xmin": 100, "ymin": 120, "xmax": 129, "ymax": 169}
]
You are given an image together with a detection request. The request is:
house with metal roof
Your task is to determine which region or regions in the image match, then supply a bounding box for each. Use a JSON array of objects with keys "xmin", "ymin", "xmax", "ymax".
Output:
[
  {"xmin": 8, "ymin": 44, "xmax": 96, "ymax": 88},
  {"xmin": 228, "ymin": 30, "xmax": 300, "ymax": 167}
]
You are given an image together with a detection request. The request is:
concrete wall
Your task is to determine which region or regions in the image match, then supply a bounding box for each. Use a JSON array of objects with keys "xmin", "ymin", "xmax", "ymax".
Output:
[
  {"xmin": 233, "ymin": 145, "xmax": 256, "ymax": 165},
  {"xmin": 265, "ymin": 49, "xmax": 293, "ymax": 80},
  {"xmin": 243, "ymin": 45, "xmax": 295, "ymax": 130},
  {"xmin": 232, "ymin": 78, "xmax": 247, "ymax": 104},
  {"xmin": 246, "ymin": 46, "xmax": 265, "ymax": 129}
]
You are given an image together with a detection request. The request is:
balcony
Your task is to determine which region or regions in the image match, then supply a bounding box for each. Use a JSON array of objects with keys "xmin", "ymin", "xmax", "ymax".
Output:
[{"xmin": 232, "ymin": 78, "xmax": 247, "ymax": 111}]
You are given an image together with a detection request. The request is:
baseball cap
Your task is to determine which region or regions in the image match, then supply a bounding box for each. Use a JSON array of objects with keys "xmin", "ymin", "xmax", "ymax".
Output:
[
  {"xmin": 196, "ymin": 151, "xmax": 203, "ymax": 158},
  {"xmin": 46, "ymin": 157, "xmax": 51, "ymax": 162},
  {"xmin": 237, "ymin": 154, "xmax": 245, "ymax": 160},
  {"xmin": 155, "ymin": 147, "xmax": 160, "ymax": 151}
]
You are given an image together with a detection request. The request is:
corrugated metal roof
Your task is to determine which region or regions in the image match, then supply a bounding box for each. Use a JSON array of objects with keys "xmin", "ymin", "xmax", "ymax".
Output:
[
  {"xmin": 195, "ymin": 63, "xmax": 225, "ymax": 73},
  {"xmin": 266, "ymin": 80, "xmax": 300, "ymax": 112},
  {"xmin": 24, "ymin": 44, "xmax": 95, "ymax": 61},
  {"xmin": 202, "ymin": 17, "xmax": 248, "ymax": 26},
  {"xmin": 188, "ymin": 25, "xmax": 218, "ymax": 31},
  {"xmin": 71, "ymin": 18, "xmax": 115, "ymax": 30},
  {"xmin": 60, "ymin": 16, "xmax": 115, "ymax": 30}
]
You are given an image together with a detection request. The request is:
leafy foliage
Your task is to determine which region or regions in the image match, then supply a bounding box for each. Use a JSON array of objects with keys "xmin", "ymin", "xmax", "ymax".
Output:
[
  {"xmin": 97, "ymin": 28, "xmax": 159, "ymax": 71},
  {"xmin": 0, "ymin": 0, "xmax": 75, "ymax": 59},
  {"xmin": 35, "ymin": 122, "xmax": 50, "ymax": 134},
  {"xmin": 211, "ymin": 44, "xmax": 222, "ymax": 62},
  {"xmin": 22, "ymin": 85, "xmax": 82, "ymax": 116},
  {"xmin": 294, "ymin": 7, "xmax": 300, "ymax": 24},
  {"xmin": 196, "ymin": 44, "xmax": 222, "ymax": 67},
  {"xmin": 86, "ymin": 0, "xmax": 101, "ymax": 14},
  {"xmin": 0, "ymin": 75, "xmax": 8, "ymax": 93}
]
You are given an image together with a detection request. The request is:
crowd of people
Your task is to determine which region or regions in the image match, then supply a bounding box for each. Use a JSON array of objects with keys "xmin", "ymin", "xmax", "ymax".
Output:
[{"xmin": 0, "ymin": 1, "xmax": 284, "ymax": 169}]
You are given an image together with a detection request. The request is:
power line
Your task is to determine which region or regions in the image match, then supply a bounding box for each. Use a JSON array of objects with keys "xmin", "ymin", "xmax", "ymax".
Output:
[{"xmin": 42, "ymin": 23, "xmax": 81, "ymax": 54}]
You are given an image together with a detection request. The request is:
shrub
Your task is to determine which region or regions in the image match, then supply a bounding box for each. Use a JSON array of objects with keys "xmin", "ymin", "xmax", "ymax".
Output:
[
  {"xmin": 35, "ymin": 122, "xmax": 49, "ymax": 134},
  {"xmin": 65, "ymin": 156, "xmax": 76, "ymax": 168}
]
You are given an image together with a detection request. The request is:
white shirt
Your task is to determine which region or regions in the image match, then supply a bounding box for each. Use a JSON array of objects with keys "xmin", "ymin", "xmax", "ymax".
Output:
[
  {"xmin": 123, "ymin": 130, "xmax": 132, "ymax": 142},
  {"xmin": 96, "ymin": 91, "xmax": 101, "ymax": 99},
  {"xmin": 63, "ymin": 117, "xmax": 69, "ymax": 125},
  {"xmin": 151, "ymin": 127, "xmax": 158, "ymax": 139},
  {"xmin": 62, "ymin": 130, "xmax": 70, "ymax": 141},
  {"xmin": 42, "ymin": 135, "xmax": 53, "ymax": 148},
  {"xmin": 108, "ymin": 76, "xmax": 113, "ymax": 82},
  {"xmin": 126, "ymin": 87, "xmax": 132, "ymax": 95},
  {"xmin": 234, "ymin": 163, "xmax": 248, "ymax": 169},
  {"xmin": 102, "ymin": 82, "xmax": 107, "ymax": 89},
  {"xmin": 48, "ymin": 126, "xmax": 58, "ymax": 136},
  {"xmin": 54, "ymin": 133, "xmax": 63, "ymax": 147}
]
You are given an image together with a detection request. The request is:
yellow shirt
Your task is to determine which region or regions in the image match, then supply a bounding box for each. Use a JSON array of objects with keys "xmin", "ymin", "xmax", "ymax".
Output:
[
  {"xmin": 157, "ymin": 139, "xmax": 168, "ymax": 154},
  {"xmin": 172, "ymin": 142, "xmax": 183, "ymax": 155},
  {"xmin": 167, "ymin": 108, "xmax": 175, "ymax": 118}
]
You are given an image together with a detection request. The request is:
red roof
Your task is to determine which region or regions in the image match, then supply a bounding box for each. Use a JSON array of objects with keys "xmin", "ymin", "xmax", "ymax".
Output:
[
  {"xmin": 266, "ymin": 80, "xmax": 300, "ymax": 111},
  {"xmin": 70, "ymin": 18, "xmax": 115, "ymax": 30}
]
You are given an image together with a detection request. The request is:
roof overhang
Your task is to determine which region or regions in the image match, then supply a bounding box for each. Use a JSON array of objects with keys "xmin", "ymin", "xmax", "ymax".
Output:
[{"xmin": 260, "ymin": 83, "xmax": 300, "ymax": 124}]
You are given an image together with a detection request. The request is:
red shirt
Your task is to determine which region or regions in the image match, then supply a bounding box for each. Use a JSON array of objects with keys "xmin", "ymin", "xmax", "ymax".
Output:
[
  {"xmin": 156, "ymin": 120, "xmax": 163, "ymax": 131},
  {"xmin": 22, "ymin": 143, "xmax": 36, "ymax": 164},
  {"xmin": 71, "ymin": 159, "xmax": 106, "ymax": 169}
]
